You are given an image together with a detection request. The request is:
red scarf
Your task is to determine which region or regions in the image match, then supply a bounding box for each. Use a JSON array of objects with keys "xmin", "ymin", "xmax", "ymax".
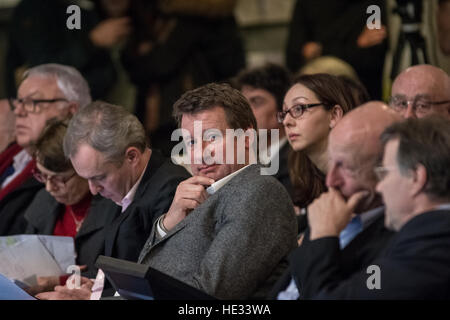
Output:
[{"xmin": 0, "ymin": 153, "xmax": 36, "ymax": 202}]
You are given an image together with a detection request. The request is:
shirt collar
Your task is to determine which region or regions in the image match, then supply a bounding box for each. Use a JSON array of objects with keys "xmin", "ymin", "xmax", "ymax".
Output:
[
  {"xmin": 434, "ymin": 203, "xmax": 450, "ymax": 211},
  {"xmin": 13, "ymin": 149, "xmax": 32, "ymax": 172},
  {"xmin": 206, "ymin": 164, "xmax": 251, "ymax": 195},
  {"xmin": 359, "ymin": 205, "xmax": 384, "ymax": 229},
  {"xmin": 118, "ymin": 162, "xmax": 148, "ymax": 212}
]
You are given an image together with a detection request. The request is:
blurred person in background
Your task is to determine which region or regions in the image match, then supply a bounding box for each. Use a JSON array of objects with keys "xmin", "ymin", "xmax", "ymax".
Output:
[
  {"xmin": 6, "ymin": 0, "xmax": 128, "ymax": 101},
  {"xmin": 0, "ymin": 99, "xmax": 16, "ymax": 154},
  {"xmin": 233, "ymin": 63, "xmax": 293, "ymax": 198},
  {"xmin": 286, "ymin": 0, "xmax": 387, "ymax": 99},
  {"xmin": 121, "ymin": 0, "xmax": 245, "ymax": 156}
]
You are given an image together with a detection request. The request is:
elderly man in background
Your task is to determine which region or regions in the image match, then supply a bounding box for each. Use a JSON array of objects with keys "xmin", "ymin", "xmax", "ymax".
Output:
[
  {"xmin": 389, "ymin": 64, "xmax": 450, "ymax": 119},
  {"xmin": 0, "ymin": 63, "xmax": 90, "ymax": 235}
]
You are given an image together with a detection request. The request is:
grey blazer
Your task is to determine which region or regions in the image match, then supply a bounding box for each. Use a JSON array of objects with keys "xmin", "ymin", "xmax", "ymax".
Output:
[{"xmin": 138, "ymin": 164, "xmax": 298, "ymax": 299}]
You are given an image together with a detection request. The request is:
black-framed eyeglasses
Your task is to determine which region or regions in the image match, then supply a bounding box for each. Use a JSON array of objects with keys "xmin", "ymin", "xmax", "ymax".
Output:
[
  {"xmin": 277, "ymin": 103, "xmax": 325, "ymax": 123},
  {"xmin": 388, "ymin": 96, "xmax": 450, "ymax": 115},
  {"xmin": 9, "ymin": 97, "xmax": 69, "ymax": 114},
  {"xmin": 32, "ymin": 168, "xmax": 76, "ymax": 187}
]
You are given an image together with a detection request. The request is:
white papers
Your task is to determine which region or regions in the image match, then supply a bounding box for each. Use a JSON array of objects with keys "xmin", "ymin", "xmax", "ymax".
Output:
[
  {"xmin": 0, "ymin": 273, "xmax": 36, "ymax": 300},
  {"xmin": 0, "ymin": 235, "xmax": 76, "ymax": 287}
]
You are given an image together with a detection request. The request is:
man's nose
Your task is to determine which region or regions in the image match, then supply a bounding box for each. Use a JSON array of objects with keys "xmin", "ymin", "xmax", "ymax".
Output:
[
  {"xmin": 45, "ymin": 179, "xmax": 58, "ymax": 193},
  {"xmin": 88, "ymin": 180, "xmax": 101, "ymax": 195},
  {"xmin": 326, "ymin": 164, "xmax": 342, "ymax": 188},
  {"xmin": 403, "ymin": 103, "xmax": 418, "ymax": 119}
]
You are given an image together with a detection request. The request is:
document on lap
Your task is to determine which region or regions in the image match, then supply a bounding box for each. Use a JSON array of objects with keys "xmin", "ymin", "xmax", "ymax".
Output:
[{"xmin": 0, "ymin": 235, "xmax": 76, "ymax": 287}]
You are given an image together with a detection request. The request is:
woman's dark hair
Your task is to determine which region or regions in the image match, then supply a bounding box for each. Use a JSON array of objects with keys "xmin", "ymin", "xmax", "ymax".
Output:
[
  {"xmin": 288, "ymin": 73, "xmax": 358, "ymax": 207},
  {"xmin": 338, "ymin": 75, "xmax": 371, "ymax": 106},
  {"xmin": 34, "ymin": 119, "xmax": 72, "ymax": 173}
]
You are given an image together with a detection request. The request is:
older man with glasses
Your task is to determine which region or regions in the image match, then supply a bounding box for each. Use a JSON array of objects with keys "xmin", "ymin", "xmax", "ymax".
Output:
[
  {"xmin": 389, "ymin": 64, "xmax": 450, "ymax": 119},
  {"xmin": 0, "ymin": 63, "xmax": 90, "ymax": 235}
]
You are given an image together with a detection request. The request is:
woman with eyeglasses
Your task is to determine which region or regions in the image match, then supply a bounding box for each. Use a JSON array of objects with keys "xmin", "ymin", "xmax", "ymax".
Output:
[
  {"xmin": 23, "ymin": 119, "xmax": 117, "ymax": 294},
  {"xmin": 279, "ymin": 73, "xmax": 362, "ymax": 235}
]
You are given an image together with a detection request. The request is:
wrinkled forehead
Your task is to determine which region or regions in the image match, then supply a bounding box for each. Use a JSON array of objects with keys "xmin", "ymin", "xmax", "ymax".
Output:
[{"xmin": 18, "ymin": 75, "xmax": 61, "ymax": 97}]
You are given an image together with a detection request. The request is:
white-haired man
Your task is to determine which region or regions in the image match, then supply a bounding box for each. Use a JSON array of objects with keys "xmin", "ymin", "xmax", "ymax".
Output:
[{"xmin": 0, "ymin": 63, "xmax": 90, "ymax": 235}]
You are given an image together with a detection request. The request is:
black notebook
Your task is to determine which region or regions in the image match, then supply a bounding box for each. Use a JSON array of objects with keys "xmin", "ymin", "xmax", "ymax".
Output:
[{"xmin": 95, "ymin": 255, "xmax": 217, "ymax": 300}]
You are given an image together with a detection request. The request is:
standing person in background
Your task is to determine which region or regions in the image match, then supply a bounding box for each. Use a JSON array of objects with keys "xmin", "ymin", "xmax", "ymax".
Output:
[
  {"xmin": 6, "ymin": 0, "xmax": 127, "ymax": 100},
  {"xmin": 121, "ymin": 0, "xmax": 245, "ymax": 156},
  {"xmin": 286, "ymin": 0, "xmax": 387, "ymax": 99}
]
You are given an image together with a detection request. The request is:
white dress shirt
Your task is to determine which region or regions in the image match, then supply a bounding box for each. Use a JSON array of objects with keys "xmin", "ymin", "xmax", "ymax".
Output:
[
  {"xmin": 156, "ymin": 164, "xmax": 251, "ymax": 237},
  {"xmin": 1, "ymin": 149, "xmax": 32, "ymax": 189},
  {"xmin": 90, "ymin": 163, "xmax": 148, "ymax": 300}
]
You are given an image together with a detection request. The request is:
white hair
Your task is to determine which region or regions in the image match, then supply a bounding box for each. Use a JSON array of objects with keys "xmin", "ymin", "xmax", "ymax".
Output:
[{"xmin": 23, "ymin": 63, "xmax": 91, "ymax": 108}]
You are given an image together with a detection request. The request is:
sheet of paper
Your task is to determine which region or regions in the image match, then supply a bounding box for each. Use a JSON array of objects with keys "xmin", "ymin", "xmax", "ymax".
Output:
[
  {"xmin": 0, "ymin": 273, "xmax": 36, "ymax": 300},
  {"xmin": 0, "ymin": 235, "xmax": 76, "ymax": 287}
]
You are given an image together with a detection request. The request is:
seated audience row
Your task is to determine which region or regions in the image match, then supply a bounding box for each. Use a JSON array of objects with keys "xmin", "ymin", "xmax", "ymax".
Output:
[{"xmin": 0, "ymin": 61, "xmax": 449, "ymax": 300}]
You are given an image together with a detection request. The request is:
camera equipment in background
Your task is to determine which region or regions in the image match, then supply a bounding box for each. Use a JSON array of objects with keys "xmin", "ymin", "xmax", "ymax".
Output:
[{"xmin": 390, "ymin": 0, "xmax": 429, "ymax": 80}]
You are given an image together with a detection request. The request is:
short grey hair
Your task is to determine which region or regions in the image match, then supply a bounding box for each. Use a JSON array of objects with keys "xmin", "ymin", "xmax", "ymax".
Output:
[
  {"xmin": 63, "ymin": 101, "xmax": 147, "ymax": 163},
  {"xmin": 23, "ymin": 63, "xmax": 91, "ymax": 108},
  {"xmin": 381, "ymin": 115, "xmax": 450, "ymax": 201}
]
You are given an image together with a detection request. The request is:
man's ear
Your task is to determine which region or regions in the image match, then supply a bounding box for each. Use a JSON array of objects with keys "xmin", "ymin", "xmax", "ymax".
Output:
[
  {"xmin": 410, "ymin": 163, "xmax": 427, "ymax": 197},
  {"xmin": 68, "ymin": 102, "xmax": 79, "ymax": 115},
  {"xmin": 329, "ymin": 105, "xmax": 344, "ymax": 129},
  {"xmin": 125, "ymin": 147, "xmax": 141, "ymax": 165}
]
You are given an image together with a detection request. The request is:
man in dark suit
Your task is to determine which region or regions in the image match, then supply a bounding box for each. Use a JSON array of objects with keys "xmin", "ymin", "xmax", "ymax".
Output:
[
  {"xmin": 0, "ymin": 64, "xmax": 90, "ymax": 235},
  {"xmin": 271, "ymin": 101, "xmax": 402, "ymax": 299},
  {"xmin": 233, "ymin": 63, "xmax": 293, "ymax": 198},
  {"xmin": 294, "ymin": 116, "xmax": 450, "ymax": 299},
  {"xmin": 138, "ymin": 83, "xmax": 298, "ymax": 299},
  {"xmin": 36, "ymin": 101, "xmax": 190, "ymax": 300}
]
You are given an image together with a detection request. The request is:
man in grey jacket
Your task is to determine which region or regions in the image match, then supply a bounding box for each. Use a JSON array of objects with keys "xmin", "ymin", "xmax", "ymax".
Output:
[{"xmin": 138, "ymin": 83, "xmax": 298, "ymax": 299}]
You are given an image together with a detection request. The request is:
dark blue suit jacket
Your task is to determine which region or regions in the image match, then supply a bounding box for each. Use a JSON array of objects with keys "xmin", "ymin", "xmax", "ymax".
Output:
[{"xmin": 296, "ymin": 209, "xmax": 450, "ymax": 299}]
